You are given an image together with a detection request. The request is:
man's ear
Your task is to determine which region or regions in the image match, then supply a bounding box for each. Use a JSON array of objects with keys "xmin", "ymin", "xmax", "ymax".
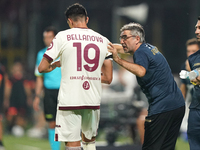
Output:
[
  {"xmin": 136, "ymin": 36, "xmax": 141, "ymax": 44},
  {"xmin": 68, "ymin": 18, "xmax": 73, "ymax": 26},
  {"xmin": 86, "ymin": 17, "xmax": 89, "ymax": 24}
]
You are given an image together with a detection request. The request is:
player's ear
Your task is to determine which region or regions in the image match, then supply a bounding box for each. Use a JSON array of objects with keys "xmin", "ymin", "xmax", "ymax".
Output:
[
  {"xmin": 68, "ymin": 18, "xmax": 73, "ymax": 25},
  {"xmin": 86, "ymin": 17, "xmax": 89, "ymax": 24}
]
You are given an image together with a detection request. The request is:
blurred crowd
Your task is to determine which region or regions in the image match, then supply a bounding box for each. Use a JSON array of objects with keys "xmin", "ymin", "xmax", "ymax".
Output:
[{"xmin": 1, "ymin": 61, "xmax": 46, "ymax": 138}]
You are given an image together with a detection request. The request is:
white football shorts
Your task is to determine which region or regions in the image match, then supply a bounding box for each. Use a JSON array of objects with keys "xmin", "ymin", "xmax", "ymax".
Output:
[{"xmin": 55, "ymin": 109, "xmax": 100, "ymax": 142}]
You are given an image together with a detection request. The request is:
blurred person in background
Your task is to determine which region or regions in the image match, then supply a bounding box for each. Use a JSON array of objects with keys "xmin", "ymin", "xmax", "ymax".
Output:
[
  {"xmin": 183, "ymin": 16, "xmax": 200, "ymax": 150},
  {"xmin": 117, "ymin": 56, "xmax": 148, "ymax": 144},
  {"xmin": 0, "ymin": 63, "xmax": 8, "ymax": 150},
  {"xmin": 118, "ymin": 56, "xmax": 138, "ymax": 96},
  {"xmin": 108, "ymin": 22, "xmax": 185, "ymax": 150},
  {"xmin": 32, "ymin": 26, "xmax": 61, "ymax": 150},
  {"xmin": 5, "ymin": 62, "xmax": 32, "ymax": 136},
  {"xmin": 101, "ymin": 62, "xmax": 148, "ymax": 145},
  {"xmin": 38, "ymin": 3, "xmax": 113, "ymax": 150},
  {"xmin": 179, "ymin": 38, "xmax": 200, "ymax": 141}
]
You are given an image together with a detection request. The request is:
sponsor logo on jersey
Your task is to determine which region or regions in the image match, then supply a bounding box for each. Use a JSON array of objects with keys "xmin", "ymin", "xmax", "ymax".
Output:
[{"xmin": 83, "ymin": 81, "xmax": 90, "ymax": 90}]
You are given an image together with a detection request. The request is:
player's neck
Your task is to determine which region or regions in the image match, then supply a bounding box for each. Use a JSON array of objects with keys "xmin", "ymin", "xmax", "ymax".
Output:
[
  {"xmin": 74, "ymin": 26, "xmax": 88, "ymax": 29},
  {"xmin": 72, "ymin": 22, "xmax": 88, "ymax": 29}
]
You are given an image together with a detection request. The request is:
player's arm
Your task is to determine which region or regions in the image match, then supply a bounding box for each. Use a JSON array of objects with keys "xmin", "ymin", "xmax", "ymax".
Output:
[
  {"xmin": 101, "ymin": 59, "xmax": 113, "ymax": 84},
  {"xmin": 35, "ymin": 76, "xmax": 43, "ymax": 98},
  {"xmin": 38, "ymin": 57, "xmax": 60, "ymax": 73},
  {"xmin": 33, "ymin": 76, "xmax": 43, "ymax": 111},
  {"xmin": 24, "ymin": 80, "xmax": 32, "ymax": 106},
  {"xmin": 108, "ymin": 42, "xmax": 146, "ymax": 77},
  {"xmin": 179, "ymin": 83, "xmax": 186, "ymax": 99}
]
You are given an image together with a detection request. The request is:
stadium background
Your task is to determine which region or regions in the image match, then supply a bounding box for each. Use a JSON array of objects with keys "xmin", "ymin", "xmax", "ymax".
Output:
[
  {"xmin": 0, "ymin": 0, "xmax": 200, "ymax": 74},
  {"xmin": 0, "ymin": 0, "xmax": 199, "ymax": 149}
]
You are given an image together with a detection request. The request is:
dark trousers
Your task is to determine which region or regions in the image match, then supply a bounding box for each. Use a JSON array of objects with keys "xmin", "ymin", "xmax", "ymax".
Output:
[
  {"xmin": 43, "ymin": 88, "xmax": 59, "ymax": 122},
  {"xmin": 142, "ymin": 106, "xmax": 185, "ymax": 150},
  {"xmin": 188, "ymin": 108, "xmax": 200, "ymax": 150}
]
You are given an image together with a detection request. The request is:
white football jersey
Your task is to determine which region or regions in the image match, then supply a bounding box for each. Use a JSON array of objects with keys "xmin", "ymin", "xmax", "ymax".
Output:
[{"xmin": 44, "ymin": 28, "xmax": 111, "ymax": 110}]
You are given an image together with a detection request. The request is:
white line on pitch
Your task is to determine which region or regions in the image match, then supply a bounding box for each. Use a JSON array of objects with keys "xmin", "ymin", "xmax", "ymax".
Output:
[{"xmin": 16, "ymin": 144, "xmax": 42, "ymax": 150}]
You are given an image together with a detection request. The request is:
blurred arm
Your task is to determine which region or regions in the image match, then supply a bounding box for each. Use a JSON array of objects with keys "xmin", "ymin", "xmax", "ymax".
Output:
[
  {"xmin": 179, "ymin": 83, "xmax": 186, "ymax": 99},
  {"xmin": 24, "ymin": 80, "xmax": 33, "ymax": 106},
  {"xmin": 33, "ymin": 76, "xmax": 43, "ymax": 111},
  {"xmin": 3, "ymin": 73, "xmax": 10, "ymax": 109}
]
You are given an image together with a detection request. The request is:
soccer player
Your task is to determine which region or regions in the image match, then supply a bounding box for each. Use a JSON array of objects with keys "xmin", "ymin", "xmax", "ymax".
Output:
[
  {"xmin": 33, "ymin": 26, "xmax": 61, "ymax": 150},
  {"xmin": 180, "ymin": 38, "xmax": 200, "ymax": 98},
  {"xmin": 179, "ymin": 38, "xmax": 200, "ymax": 140},
  {"xmin": 108, "ymin": 22, "xmax": 185, "ymax": 150},
  {"xmin": 185, "ymin": 16, "xmax": 200, "ymax": 150},
  {"xmin": 38, "ymin": 3, "xmax": 113, "ymax": 150}
]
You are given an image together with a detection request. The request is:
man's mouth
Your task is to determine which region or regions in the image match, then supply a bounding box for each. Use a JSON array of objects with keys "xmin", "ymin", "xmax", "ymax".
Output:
[
  {"xmin": 196, "ymin": 34, "xmax": 200, "ymax": 39},
  {"xmin": 122, "ymin": 45, "xmax": 127, "ymax": 49}
]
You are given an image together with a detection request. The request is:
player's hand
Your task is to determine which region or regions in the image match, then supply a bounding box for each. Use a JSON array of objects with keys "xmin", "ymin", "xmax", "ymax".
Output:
[
  {"xmin": 108, "ymin": 42, "xmax": 120, "ymax": 62},
  {"xmin": 113, "ymin": 43, "xmax": 124, "ymax": 54},
  {"xmin": 33, "ymin": 97, "xmax": 40, "ymax": 111},
  {"xmin": 190, "ymin": 76, "xmax": 200, "ymax": 85},
  {"xmin": 53, "ymin": 60, "xmax": 61, "ymax": 67}
]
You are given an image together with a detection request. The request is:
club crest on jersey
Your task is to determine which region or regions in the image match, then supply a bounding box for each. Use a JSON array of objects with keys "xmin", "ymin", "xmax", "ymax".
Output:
[
  {"xmin": 47, "ymin": 41, "xmax": 53, "ymax": 50},
  {"xmin": 83, "ymin": 81, "xmax": 90, "ymax": 90}
]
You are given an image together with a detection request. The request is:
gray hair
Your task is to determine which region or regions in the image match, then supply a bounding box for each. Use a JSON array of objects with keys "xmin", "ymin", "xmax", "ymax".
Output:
[{"xmin": 120, "ymin": 22, "xmax": 145, "ymax": 43}]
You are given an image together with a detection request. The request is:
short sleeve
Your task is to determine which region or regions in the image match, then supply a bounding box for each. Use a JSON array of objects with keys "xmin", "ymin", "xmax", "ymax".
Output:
[
  {"xmin": 44, "ymin": 32, "xmax": 63, "ymax": 62},
  {"xmin": 104, "ymin": 38, "xmax": 113, "ymax": 60},
  {"xmin": 134, "ymin": 50, "xmax": 149, "ymax": 70}
]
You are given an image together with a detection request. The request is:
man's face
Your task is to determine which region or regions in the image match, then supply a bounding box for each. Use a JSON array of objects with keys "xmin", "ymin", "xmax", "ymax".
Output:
[
  {"xmin": 187, "ymin": 44, "xmax": 199, "ymax": 57},
  {"xmin": 43, "ymin": 31, "xmax": 55, "ymax": 47},
  {"xmin": 120, "ymin": 30, "xmax": 137, "ymax": 54},
  {"xmin": 195, "ymin": 20, "xmax": 200, "ymax": 39}
]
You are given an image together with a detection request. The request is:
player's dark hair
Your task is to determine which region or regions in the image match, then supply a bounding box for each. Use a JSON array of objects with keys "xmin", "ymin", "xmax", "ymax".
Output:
[
  {"xmin": 64, "ymin": 3, "xmax": 87, "ymax": 21},
  {"xmin": 198, "ymin": 16, "xmax": 200, "ymax": 20},
  {"xmin": 44, "ymin": 26, "xmax": 58, "ymax": 36}
]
